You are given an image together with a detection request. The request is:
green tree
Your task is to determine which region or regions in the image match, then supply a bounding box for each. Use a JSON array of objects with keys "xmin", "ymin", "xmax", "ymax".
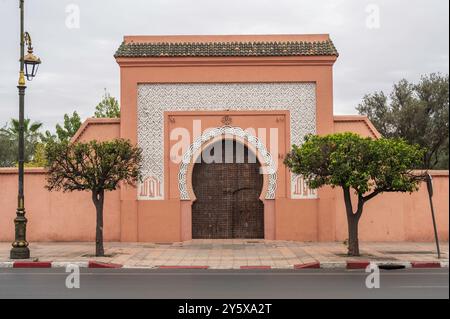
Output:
[
  {"xmin": 284, "ymin": 133, "xmax": 425, "ymax": 256},
  {"xmin": 41, "ymin": 111, "xmax": 82, "ymax": 143},
  {"xmin": 0, "ymin": 118, "xmax": 43, "ymax": 165},
  {"xmin": 357, "ymin": 73, "xmax": 449, "ymax": 169},
  {"xmin": 0, "ymin": 131, "xmax": 16, "ymax": 167},
  {"xmin": 25, "ymin": 143, "xmax": 47, "ymax": 167},
  {"xmin": 94, "ymin": 91, "xmax": 120, "ymax": 118},
  {"xmin": 45, "ymin": 139, "xmax": 142, "ymax": 256}
]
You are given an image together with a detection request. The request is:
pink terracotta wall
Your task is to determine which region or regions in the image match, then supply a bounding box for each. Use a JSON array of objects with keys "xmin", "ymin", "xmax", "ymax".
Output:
[
  {"xmin": 334, "ymin": 171, "xmax": 449, "ymax": 242},
  {"xmin": 137, "ymin": 200, "xmax": 181, "ymax": 242},
  {"xmin": 275, "ymin": 199, "xmax": 318, "ymax": 241},
  {"xmin": 0, "ymin": 169, "xmax": 447, "ymax": 242},
  {"xmin": 0, "ymin": 169, "xmax": 121, "ymax": 242},
  {"xmin": 0, "ymin": 119, "xmax": 122, "ymax": 243}
]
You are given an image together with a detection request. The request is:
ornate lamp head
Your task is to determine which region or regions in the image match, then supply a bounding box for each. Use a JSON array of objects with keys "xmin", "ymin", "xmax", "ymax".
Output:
[{"xmin": 23, "ymin": 32, "xmax": 41, "ymax": 80}]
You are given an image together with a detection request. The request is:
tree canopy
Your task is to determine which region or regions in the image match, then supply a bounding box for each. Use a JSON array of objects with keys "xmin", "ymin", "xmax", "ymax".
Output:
[
  {"xmin": 0, "ymin": 118, "xmax": 42, "ymax": 166},
  {"xmin": 1, "ymin": 89, "xmax": 121, "ymax": 168},
  {"xmin": 45, "ymin": 138, "xmax": 142, "ymax": 256},
  {"xmin": 285, "ymin": 133, "xmax": 425, "ymax": 195},
  {"xmin": 45, "ymin": 139, "xmax": 141, "ymax": 193},
  {"xmin": 0, "ymin": 132, "xmax": 15, "ymax": 167},
  {"xmin": 41, "ymin": 111, "xmax": 82, "ymax": 143},
  {"xmin": 94, "ymin": 91, "xmax": 120, "ymax": 118},
  {"xmin": 357, "ymin": 73, "xmax": 449, "ymax": 169}
]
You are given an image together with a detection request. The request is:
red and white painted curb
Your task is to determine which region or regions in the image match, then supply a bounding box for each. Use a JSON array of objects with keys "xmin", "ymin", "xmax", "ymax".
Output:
[
  {"xmin": 0, "ymin": 260, "xmax": 448, "ymax": 269},
  {"xmin": 0, "ymin": 261, "xmax": 122, "ymax": 269},
  {"xmin": 293, "ymin": 261, "xmax": 449, "ymax": 270}
]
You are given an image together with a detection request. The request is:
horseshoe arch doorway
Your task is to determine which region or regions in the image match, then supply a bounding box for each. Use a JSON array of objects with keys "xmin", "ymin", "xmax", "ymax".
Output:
[{"xmin": 191, "ymin": 139, "xmax": 264, "ymax": 239}]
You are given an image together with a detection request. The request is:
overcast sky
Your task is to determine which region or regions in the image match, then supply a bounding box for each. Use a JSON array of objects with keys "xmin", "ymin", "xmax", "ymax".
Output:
[{"xmin": 0, "ymin": 0, "xmax": 448, "ymax": 131}]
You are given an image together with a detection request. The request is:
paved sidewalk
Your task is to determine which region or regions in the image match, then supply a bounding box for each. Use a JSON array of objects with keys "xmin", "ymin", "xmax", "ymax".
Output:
[{"xmin": 0, "ymin": 240, "xmax": 448, "ymax": 269}]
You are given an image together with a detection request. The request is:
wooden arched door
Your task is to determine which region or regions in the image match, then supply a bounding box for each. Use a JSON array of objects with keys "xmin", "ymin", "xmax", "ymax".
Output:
[{"xmin": 192, "ymin": 139, "xmax": 264, "ymax": 239}]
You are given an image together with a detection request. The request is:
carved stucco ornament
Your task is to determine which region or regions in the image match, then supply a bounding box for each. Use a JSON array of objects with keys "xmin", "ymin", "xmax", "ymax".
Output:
[{"xmin": 137, "ymin": 83, "xmax": 317, "ymax": 200}]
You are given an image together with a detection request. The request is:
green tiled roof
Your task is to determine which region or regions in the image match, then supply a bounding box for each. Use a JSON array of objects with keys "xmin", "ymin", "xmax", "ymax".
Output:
[{"xmin": 114, "ymin": 40, "xmax": 338, "ymax": 58}]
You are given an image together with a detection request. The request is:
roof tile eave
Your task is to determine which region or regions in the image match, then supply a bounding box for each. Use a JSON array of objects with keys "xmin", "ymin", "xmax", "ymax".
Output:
[{"xmin": 114, "ymin": 39, "xmax": 339, "ymax": 58}]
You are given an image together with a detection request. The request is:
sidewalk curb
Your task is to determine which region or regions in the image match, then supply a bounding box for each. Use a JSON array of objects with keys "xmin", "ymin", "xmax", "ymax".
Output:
[
  {"xmin": 0, "ymin": 262, "xmax": 14, "ymax": 268},
  {"xmin": 0, "ymin": 261, "xmax": 124, "ymax": 268},
  {"xmin": 13, "ymin": 261, "xmax": 52, "ymax": 268},
  {"xmin": 51, "ymin": 261, "xmax": 89, "ymax": 268},
  {"xmin": 411, "ymin": 262, "xmax": 442, "ymax": 268},
  {"xmin": 294, "ymin": 262, "xmax": 320, "ymax": 269},
  {"xmin": 158, "ymin": 266, "xmax": 209, "ymax": 269},
  {"xmin": 291, "ymin": 260, "xmax": 449, "ymax": 270},
  {"xmin": 319, "ymin": 262, "xmax": 347, "ymax": 269},
  {"xmin": 240, "ymin": 266, "xmax": 272, "ymax": 270},
  {"xmin": 346, "ymin": 261, "xmax": 370, "ymax": 269},
  {"xmin": 371, "ymin": 261, "xmax": 412, "ymax": 269},
  {"xmin": 88, "ymin": 261, "xmax": 123, "ymax": 268},
  {"xmin": 0, "ymin": 260, "xmax": 447, "ymax": 269}
]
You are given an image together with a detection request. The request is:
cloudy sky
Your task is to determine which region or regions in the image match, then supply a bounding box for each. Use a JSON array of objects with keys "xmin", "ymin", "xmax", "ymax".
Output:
[{"xmin": 0, "ymin": 0, "xmax": 448, "ymax": 131}]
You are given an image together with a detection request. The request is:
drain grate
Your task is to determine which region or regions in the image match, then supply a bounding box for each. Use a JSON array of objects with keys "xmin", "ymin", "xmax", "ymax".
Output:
[{"xmin": 378, "ymin": 264, "xmax": 406, "ymax": 270}]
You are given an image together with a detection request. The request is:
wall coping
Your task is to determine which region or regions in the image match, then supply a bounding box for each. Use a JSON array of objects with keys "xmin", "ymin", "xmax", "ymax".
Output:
[
  {"xmin": 70, "ymin": 118, "xmax": 120, "ymax": 143},
  {"xmin": 334, "ymin": 115, "xmax": 382, "ymax": 139},
  {"xmin": 0, "ymin": 167, "xmax": 47, "ymax": 174},
  {"xmin": 415, "ymin": 170, "xmax": 449, "ymax": 177}
]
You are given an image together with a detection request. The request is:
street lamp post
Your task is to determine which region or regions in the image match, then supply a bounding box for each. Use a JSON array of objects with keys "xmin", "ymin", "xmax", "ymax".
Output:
[{"xmin": 10, "ymin": 0, "xmax": 41, "ymax": 260}]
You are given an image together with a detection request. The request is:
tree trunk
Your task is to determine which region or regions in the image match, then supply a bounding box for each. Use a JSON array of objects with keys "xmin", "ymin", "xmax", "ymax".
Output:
[
  {"xmin": 92, "ymin": 190, "xmax": 105, "ymax": 257},
  {"xmin": 347, "ymin": 215, "xmax": 360, "ymax": 256},
  {"xmin": 343, "ymin": 187, "xmax": 364, "ymax": 257}
]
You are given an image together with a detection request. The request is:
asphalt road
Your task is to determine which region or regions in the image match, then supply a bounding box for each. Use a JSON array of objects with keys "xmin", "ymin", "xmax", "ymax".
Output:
[{"xmin": 0, "ymin": 268, "xmax": 447, "ymax": 299}]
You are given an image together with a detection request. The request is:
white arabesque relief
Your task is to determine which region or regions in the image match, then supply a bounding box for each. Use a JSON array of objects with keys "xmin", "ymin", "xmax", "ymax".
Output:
[{"xmin": 137, "ymin": 83, "xmax": 317, "ymax": 200}]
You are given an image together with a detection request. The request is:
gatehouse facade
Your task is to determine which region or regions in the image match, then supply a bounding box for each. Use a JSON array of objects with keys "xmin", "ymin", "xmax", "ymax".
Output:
[
  {"xmin": 0, "ymin": 34, "xmax": 448, "ymax": 243},
  {"xmin": 116, "ymin": 34, "xmax": 339, "ymax": 241}
]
